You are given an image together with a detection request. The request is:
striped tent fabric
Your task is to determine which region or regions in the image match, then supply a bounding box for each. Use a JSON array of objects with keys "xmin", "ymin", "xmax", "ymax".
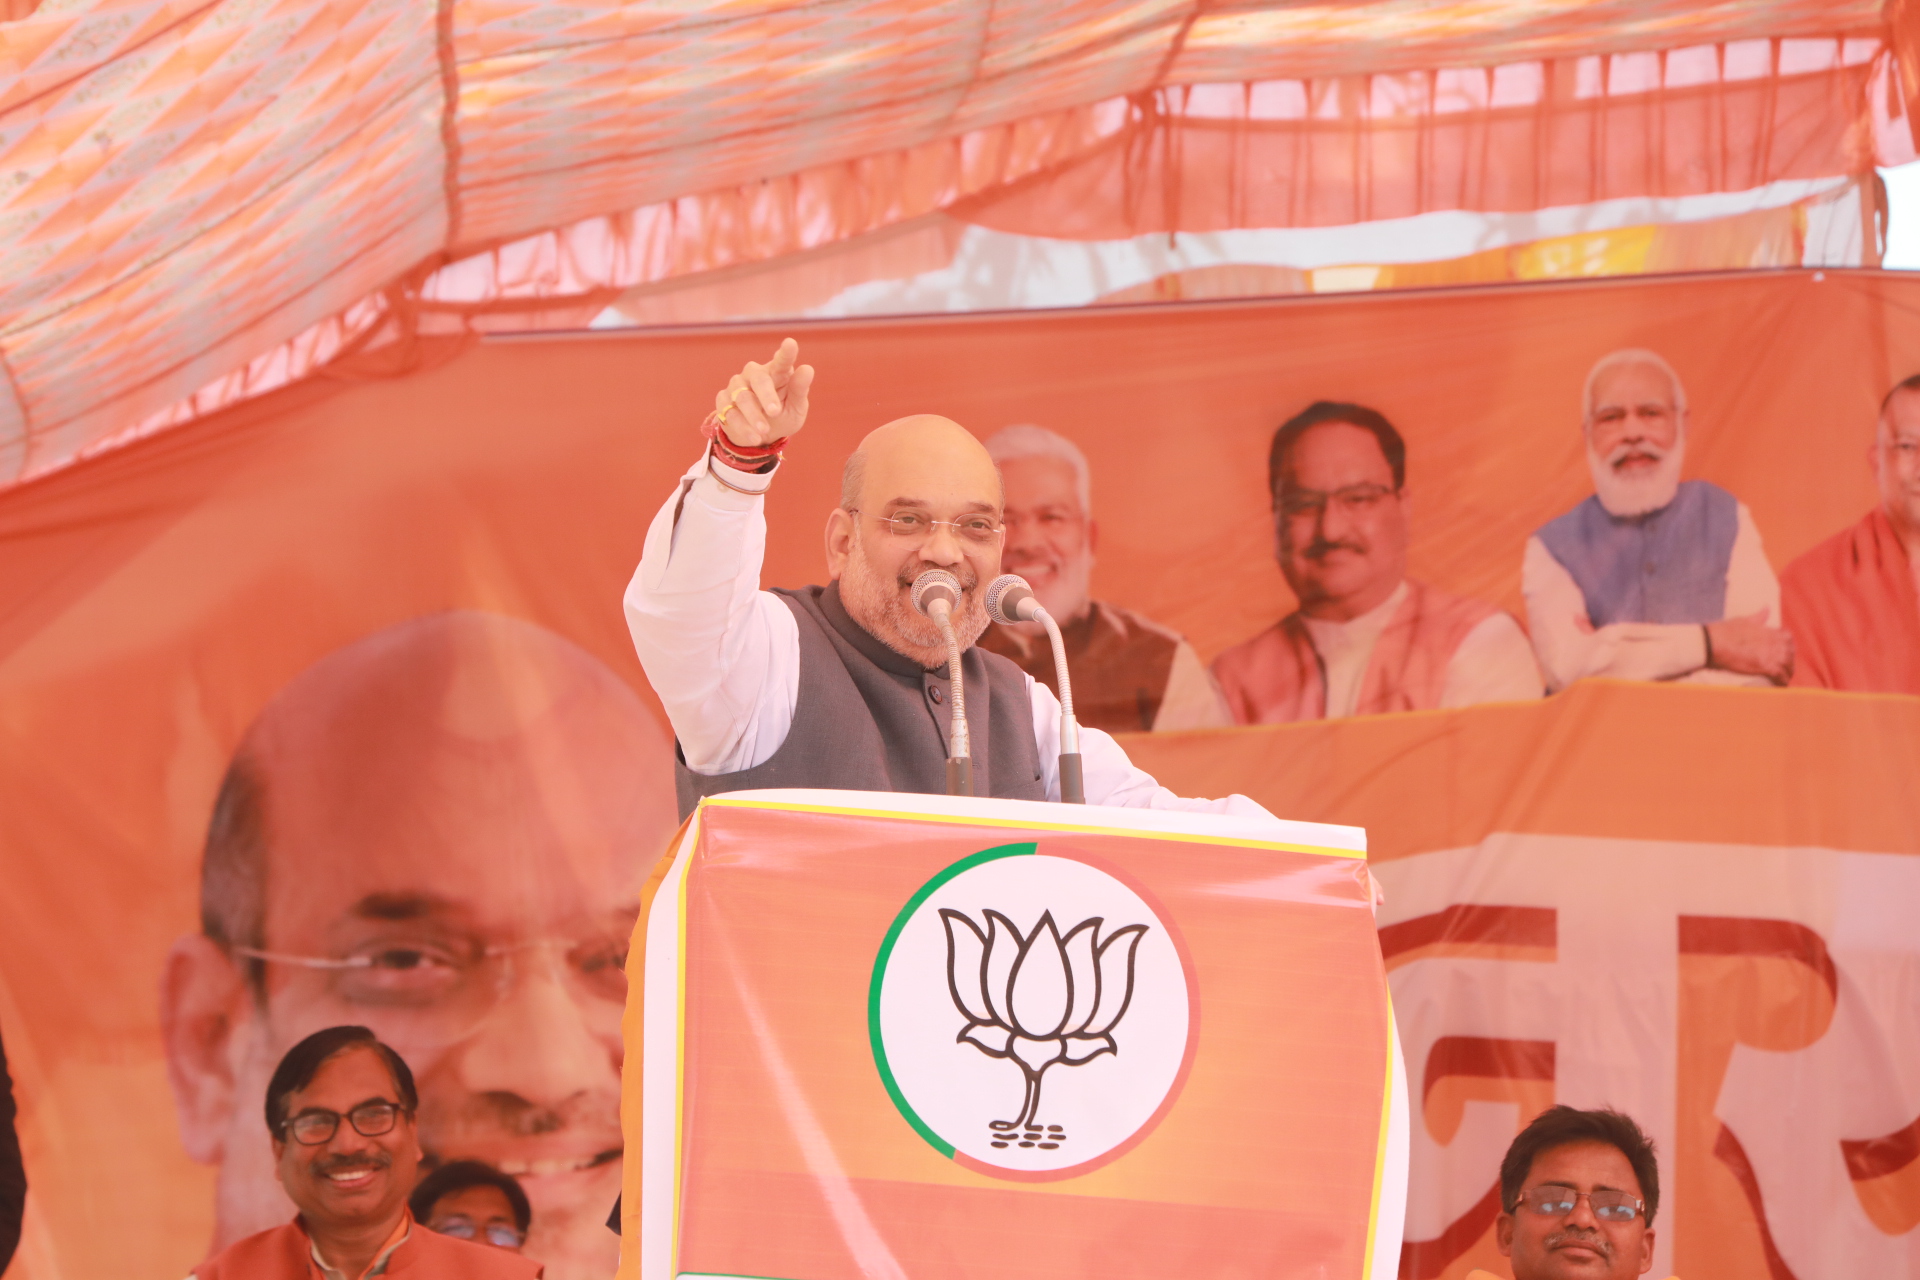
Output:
[{"xmin": 1, "ymin": 0, "xmax": 1915, "ymax": 484}]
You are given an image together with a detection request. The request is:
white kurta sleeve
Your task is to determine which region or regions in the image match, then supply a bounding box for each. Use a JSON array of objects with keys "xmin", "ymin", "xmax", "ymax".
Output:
[
  {"xmin": 1026, "ymin": 677, "xmax": 1280, "ymax": 822},
  {"xmin": 623, "ymin": 453, "xmax": 802, "ymax": 776},
  {"xmin": 1521, "ymin": 535, "xmax": 1708, "ymax": 691},
  {"xmin": 1438, "ymin": 612, "xmax": 1546, "ymax": 708},
  {"xmin": 1722, "ymin": 503, "xmax": 1782, "ymax": 625},
  {"xmin": 1149, "ymin": 639, "xmax": 1235, "ymax": 731}
]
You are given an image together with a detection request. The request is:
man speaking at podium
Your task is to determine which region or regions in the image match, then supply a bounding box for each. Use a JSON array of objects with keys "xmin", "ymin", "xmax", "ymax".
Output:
[{"xmin": 624, "ymin": 338, "xmax": 1275, "ymax": 821}]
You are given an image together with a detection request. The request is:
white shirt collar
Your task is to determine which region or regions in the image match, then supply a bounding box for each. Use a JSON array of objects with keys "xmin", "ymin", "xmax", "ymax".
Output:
[
  {"xmin": 1299, "ymin": 579, "xmax": 1408, "ymax": 649},
  {"xmin": 309, "ymin": 1217, "xmax": 411, "ymax": 1280}
]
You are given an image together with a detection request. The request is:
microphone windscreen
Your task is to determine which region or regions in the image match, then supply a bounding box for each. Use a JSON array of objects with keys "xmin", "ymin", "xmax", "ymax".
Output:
[
  {"xmin": 911, "ymin": 568, "xmax": 962, "ymax": 616},
  {"xmin": 984, "ymin": 574, "xmax": 1037, "ymax": 625}
]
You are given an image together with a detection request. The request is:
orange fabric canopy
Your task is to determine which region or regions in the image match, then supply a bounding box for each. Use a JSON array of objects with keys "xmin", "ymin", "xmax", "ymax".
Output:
[{"xmin": 2, "ymin": 0, "xmax": 1918, "ymax": 486}]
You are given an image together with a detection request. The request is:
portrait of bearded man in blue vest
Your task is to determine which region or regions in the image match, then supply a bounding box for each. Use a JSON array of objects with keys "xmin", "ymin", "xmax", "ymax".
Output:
[{"xmin": 1521, "ymin": 348, "xmax": 1795, "ymax": 691}]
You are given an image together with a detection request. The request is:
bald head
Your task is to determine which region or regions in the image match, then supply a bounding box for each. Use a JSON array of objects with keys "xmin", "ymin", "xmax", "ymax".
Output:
[
  {"xmin": 839, "ymin": 415, "xmax": 1002, "ymax": 514},
  {"xmin": 828, "ymin": 415, "xmax": 1005, "ymax": 667},
  {"xmin": 202, "ymin": 611, "xmax": 675, "ymax": 957}
]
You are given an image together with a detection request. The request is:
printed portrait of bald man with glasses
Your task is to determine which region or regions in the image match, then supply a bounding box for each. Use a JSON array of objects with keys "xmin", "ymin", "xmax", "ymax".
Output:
[{"xmin": 161, "ymin": 611, "xmax": 679, "ymax": 1280}]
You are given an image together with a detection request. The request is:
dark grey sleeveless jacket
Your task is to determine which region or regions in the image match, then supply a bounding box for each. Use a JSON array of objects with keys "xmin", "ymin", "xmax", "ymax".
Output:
[{"xmin": 674, "ymin": 582, "xmax": 1047, "ymax": 818}]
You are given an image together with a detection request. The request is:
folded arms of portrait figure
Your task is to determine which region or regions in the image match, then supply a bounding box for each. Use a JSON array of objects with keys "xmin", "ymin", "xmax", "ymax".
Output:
[
  {"xmin": 1520, "ymin": 505, "xmax": 1782, "ymax": 692},
  {"xmin": 1435, "ymin": 612, "xmax": 1547, "ymax": 708},
  {"xmin": 623, "ymin": 450, "xmax": 1271, "ymax": 818}
]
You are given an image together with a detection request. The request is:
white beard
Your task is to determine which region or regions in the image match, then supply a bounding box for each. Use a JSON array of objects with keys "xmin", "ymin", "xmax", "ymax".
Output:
[
  {"xmin": 1011, "ymin": 552, "xmax": 1093, "ymax": 639},
  {"xmin": 1589, "ymin": 434, "xmax": 1684, "ymax": 518}
]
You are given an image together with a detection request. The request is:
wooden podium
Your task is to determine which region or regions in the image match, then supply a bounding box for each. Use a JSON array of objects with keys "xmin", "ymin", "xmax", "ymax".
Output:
[{"xmin": 617, "ymin": 789, "xmax": 1407, "ymax": 1280}]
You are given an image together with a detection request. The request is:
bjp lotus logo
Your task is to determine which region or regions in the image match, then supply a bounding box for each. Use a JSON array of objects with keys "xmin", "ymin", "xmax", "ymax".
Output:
[
  {"xmin": 870, "ymin": 843, "xmax": 1195, "ymax": 1178},
  {"xmin": 939, "ymin": 909, "xmax": 1145, "ymax": 1142}
]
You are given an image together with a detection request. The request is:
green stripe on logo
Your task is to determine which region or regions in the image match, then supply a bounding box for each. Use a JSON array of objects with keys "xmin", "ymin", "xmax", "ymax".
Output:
[{"xmin": 867, "ymin": 842, "xmax": 1036, "ymax": 1158}]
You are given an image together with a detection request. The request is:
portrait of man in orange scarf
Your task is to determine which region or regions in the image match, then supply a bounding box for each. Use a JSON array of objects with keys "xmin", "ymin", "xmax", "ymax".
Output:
[
  {"xmin": 1780, "ymin": 373, "xmax": 1920, "ymax": 694},
  {"xmin": 1211, "ymin": 400, "xmax": 1542, "ymax": 723}
]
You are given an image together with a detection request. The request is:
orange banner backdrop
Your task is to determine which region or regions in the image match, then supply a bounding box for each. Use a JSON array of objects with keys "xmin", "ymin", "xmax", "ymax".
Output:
[
  {"xmin": 0, "ymin": 268, "xmax": 1916, "ymax": 1278},
  {"xmin": 1126, "ymin": 682, "xmax": 1920, "ymax": 1278}
]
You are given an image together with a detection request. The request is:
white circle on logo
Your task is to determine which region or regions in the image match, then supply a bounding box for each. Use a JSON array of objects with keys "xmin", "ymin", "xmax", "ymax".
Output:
[{"xmin": 871, "ymin": 846, "xmax": 1194, "ymax": 1178}]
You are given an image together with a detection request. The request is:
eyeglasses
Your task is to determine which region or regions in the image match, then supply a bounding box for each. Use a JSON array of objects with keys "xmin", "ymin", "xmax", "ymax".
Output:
[
  {"xmin": 850, "ymin": 509, "xmax": 1003, "ymax": 544},
  {"xmin": 1276, "ymin": 482, "xmax": 1398, "ymax": 519},
  {"xmin": 231, "ymin": 934, "xmax": 629, "ymax": 1040},
  {"xmin": 281, "ymin": 1099, "xmax": 407, "ymax": 1145},
  {"xmin": 429, "ymin": 1215, "xmax": 526, "ymax": 1248},
  {"xmin": 1515, "ymin": 1186, "xmax": 1644, "ymax": 1223}
]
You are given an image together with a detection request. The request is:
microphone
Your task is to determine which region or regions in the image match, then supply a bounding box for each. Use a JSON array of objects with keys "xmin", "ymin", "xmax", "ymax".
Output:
[
  {"xmin": 912, "ymin": 568, "xmax": 972, "ymax": 796},
  {"xmin": 912, "ymin": 570, "xmax": 961, "ymax": 621},
  {"xmin": 983, "ymin": 575, "xmax": 1037, "ymax": 624},
  {"xmin": 985, "ymin": 574, "xmax": 1084, "ymax": 804}
]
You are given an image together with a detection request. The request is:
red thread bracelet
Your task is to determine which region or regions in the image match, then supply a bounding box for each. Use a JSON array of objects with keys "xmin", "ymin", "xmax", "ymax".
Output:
[
  {"xmin": 702, "ymin": 413, "xmax": 788, "ymax": 458},
  {"xmin": 702, "ymin": 413, "xmax": 786, "ymax": 473}
]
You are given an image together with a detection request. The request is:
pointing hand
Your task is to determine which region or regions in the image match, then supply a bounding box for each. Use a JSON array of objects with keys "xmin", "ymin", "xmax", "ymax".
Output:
[{"xmin": 715, "ymin": 338, "xmax": 813, "ymax": 449}]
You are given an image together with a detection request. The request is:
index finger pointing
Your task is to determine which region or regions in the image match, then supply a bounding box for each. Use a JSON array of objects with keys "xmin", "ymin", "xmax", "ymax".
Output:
[
  {"xmin": 787, "ymin": 363, "xmax": 815, "ymax": 419},
  {"xmin": 767, "ymin": 337, "xmax": 798, "ymax": 380}
]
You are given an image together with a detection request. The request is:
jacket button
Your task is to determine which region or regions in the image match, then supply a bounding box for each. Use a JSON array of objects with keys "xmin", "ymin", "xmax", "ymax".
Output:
[{"xmin": 929, "ymin": 686, "xmax": 944, "ymax": 704}]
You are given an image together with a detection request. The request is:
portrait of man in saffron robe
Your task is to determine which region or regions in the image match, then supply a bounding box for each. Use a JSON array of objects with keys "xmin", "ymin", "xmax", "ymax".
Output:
[{"xmin": 1781, "ymin": 373, "xmax": 1920, "ymax": 694}]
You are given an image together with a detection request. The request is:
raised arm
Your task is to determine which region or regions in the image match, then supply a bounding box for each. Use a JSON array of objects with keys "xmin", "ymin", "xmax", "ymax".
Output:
[{"xmin": 623, "ymin": 340, "xmax": 817, "ymax": 774}]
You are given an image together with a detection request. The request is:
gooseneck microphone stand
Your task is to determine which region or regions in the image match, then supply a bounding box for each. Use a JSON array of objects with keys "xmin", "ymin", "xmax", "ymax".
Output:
[
  {"xmin": 985, "ymin": 574, "xmax": 1084, "ymax": 803},
  {"xmin": 1040, "ymin": 608, "xmax": 1085, "ymax": 803},
  {"xmin": 912, "ymin": 569, "xmax": 973, "ymax": 796}
]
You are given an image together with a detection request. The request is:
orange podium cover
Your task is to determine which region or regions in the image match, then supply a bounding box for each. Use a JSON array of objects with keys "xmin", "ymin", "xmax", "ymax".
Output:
[{"xmin": 618, "ymin": 790, "xmax": 1409, "ymax": 1280}]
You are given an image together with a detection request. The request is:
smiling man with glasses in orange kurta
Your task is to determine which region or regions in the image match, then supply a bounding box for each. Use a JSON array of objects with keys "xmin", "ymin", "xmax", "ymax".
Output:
[{"xmin": 190, "ymin": 1026, "xmax": 542, "ymax": 1279}]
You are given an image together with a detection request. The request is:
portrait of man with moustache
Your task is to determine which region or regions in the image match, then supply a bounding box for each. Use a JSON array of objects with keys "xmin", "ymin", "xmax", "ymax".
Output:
[
  {"xmin": 978, "ymin": 424, "xmax": 1231, "ymax": 733},
  {"xmin": 1522, "ymin": 348, "xmax": 1793, "ymax": 690},
  {"xmin": 1212, "ymin": 400, "xmax": 1542, "ymax": 723},
  {"xmin": 161, "ymin": 611, "xmax": 678, "ymax": 1278}
]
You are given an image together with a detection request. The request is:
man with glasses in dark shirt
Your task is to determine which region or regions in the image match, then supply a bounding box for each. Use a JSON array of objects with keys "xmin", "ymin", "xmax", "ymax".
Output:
[
  {"xmin": 411, "ymin": 1161, "xmax": 531, "ymax": 1253},
  {"xmin": 190, "ymin": 1025, "xmax": 541, "ymax": 1278},
  {"xmin": 1485, "ymin": 1105, "xmax": 1666, "ymax": 1280}
]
